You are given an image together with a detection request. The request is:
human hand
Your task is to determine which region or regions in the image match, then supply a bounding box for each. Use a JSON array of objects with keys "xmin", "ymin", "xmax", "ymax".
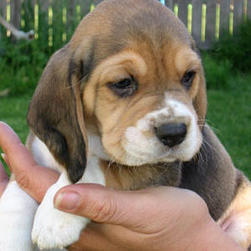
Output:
[
  {"xmin": 0, "ymin": 122, "xmax": 59, "ymax": 202},
  {"xmin": 56, "ymin": 184, "xmax": 244, "ymax": 251},
  {"xmin": 0, "ymin": 122, "xmax": 244, "ymax": 251}
]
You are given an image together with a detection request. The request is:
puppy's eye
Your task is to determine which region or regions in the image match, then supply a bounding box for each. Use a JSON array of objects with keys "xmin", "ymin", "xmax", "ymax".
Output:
[
  {"xmin": 113, "ymin": 78, "xmax": 132, "ymax": 89},
  {"xmin": 181, "ymin": 71, "xmax": 196, "ymax": 89},
  {"xmin": 109, "ymin": 77, "xmax": 138, "ymax": 97}
]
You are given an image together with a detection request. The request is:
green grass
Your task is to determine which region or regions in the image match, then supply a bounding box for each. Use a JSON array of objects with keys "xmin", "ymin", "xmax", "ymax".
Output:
[
  {"xmin": 206, "ymin": 74, "xmax": 251, "ymax": 178},
  {"xmin": 0, "ymin": 95, "xmax": 30, "ymax": 143},
  {"xmin": 0, "ymin": 72, "xmax": 250, "ymax": 179}
]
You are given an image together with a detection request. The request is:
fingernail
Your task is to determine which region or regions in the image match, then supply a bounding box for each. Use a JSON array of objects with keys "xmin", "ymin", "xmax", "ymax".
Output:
[{"xmin": 54, "ymin": 191, "xmax": 80, "ymax": 211}]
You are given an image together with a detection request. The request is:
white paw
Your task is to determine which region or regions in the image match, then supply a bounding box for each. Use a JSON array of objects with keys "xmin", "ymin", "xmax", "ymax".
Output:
[
  {"xmin": 32, "ymin": 205, "xmax": 89, "ymax": 249},
  {"xmin": 32, "ymin": 174, "xmax": 89, "ymax": 249},
  {"xmin": 0, "ymin": 181, "xmax": 37, "ymax": 251}
]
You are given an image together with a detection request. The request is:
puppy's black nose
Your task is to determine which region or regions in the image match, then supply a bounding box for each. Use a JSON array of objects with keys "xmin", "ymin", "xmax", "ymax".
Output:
[{"xmin": 155, "ymin": 123, "xmax": 187, "ymax": 147}]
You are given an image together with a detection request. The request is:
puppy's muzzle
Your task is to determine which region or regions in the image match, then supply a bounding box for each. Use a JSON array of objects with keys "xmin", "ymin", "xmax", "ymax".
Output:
[{"xmin": 155, "ymin": 123, "xmax": 187, "ymax": 147}]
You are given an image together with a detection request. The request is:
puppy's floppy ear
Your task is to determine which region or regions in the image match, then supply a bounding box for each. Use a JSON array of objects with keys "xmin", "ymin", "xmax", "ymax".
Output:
[
  {"xmin": 193, "ymin": 71, "xmax": 207, "ymax": 126},
  {"xmin": 189, "ymin": 40, "xmax": 207, "ymax": 126},
  {"xmin": 27, "ymin": 47, "xmax": 87, "ymax": 183}
]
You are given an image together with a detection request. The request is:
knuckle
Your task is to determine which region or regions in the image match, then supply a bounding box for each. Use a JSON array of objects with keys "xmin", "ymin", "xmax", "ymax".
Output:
[
  {"xmin": 91, "ymin": 196, "xmax": 116, "ymax": 222},
  {"xmin": 16, "ymin": 173, "xmax": 30, "ymax": 191}
]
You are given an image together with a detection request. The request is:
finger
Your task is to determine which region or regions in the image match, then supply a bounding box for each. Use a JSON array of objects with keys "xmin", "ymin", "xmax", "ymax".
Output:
[
  {"xmin": 0, "ymin": 122, "xmax": 23, "ymax": 153},
  {"xmin": 71, "ymin": 220, "xmax": 150, "ymax": 251},
  {"xmin": 0, "ymin": 122, "xmax": 59, "ymax": 202},
  {"xmin": 0, "ymin": 122, "xmax": 36, "ymax": 171},
  {"xmin": 54, "ymin": 184, "xmax": 172, "ymax": 230},
  {"xmin": 0, "ymin": 160, "xmax": 9, "ymax": 196},
  {"xmin": 69, "ymin": 223, "xmax": 123, "ymax": 251}
]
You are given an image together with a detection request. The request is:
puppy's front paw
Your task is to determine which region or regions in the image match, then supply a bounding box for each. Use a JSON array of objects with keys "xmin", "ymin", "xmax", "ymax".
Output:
[
  {"xmin": 32, "ymin": 207, "xmax": 88, "ymax": 249},
  {"xmin": 32, "ymin": 181, "xmax": 89, "ymax": 249}
]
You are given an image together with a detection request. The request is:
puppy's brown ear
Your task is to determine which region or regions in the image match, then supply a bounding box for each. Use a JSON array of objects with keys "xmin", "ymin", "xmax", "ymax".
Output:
[
  {"xmin": 194, "ymin": 72, "xmax": 207, "ymax": 126},
  {"xmin": 190, "ymin": 41, "xmax": 207, "ymax": 126},
  {"xmin": 27, "ymin": 47, "xmax": 87, "ymax": 183},
  {"xmin": 193, "ymin": 65, "xmax": 207, "ymax": 127}
]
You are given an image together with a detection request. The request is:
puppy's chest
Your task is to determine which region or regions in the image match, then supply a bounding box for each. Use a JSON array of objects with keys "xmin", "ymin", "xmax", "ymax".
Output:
[{"xmin": 91, "ymin": 158, "xmax": 182, "ymax": 190}]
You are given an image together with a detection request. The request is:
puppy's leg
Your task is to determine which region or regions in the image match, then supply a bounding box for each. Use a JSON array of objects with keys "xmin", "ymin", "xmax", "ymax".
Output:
[
  {"xmin": 0, "ymin": 180, "xmax": 37, "ymax": 251},
  {"xmin": 32, "ymin": 155, "xmax": 105, "ymax": 250},
  {"xmin": 32, "ymin": 171, "xmax": 86, "ymax": 249}
]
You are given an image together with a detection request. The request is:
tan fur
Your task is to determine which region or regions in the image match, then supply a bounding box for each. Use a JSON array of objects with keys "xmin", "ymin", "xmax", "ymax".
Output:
[
  {"xmin": 27, "ymin": 0, "xmax": 251, "ymax": 248},
  {"xmin": 218, "ymin": 178, "xmax": 251, "ymax": 248},
  {"xmin": 84, "ymin": 50, "xmax": 148, "ymax": 117},
  {"xmin": 83, "ymin": 45, "xmax": 203, "ymax": 164},
  {"xmin": 100, "ymin": 160, "xmax": 182, "ymax": 190}
]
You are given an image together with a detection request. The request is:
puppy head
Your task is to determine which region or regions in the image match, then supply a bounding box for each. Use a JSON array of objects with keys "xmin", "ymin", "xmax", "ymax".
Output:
[
  {"xmin": 86, "ymin": 47, "xmax": 206, "ymax": 166},
  {"xmin": 82, "ymin": 0, "xmax": 207, "ymax": 166},
  {"xmin": 27, "ymin": 0, "xmax": 207, "ymax": 182}
]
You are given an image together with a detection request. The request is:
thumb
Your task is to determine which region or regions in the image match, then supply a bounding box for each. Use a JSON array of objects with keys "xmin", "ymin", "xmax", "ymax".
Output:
[{"xmin": 54, "ymin": 183, "xmax": 163, "ymax": 229}]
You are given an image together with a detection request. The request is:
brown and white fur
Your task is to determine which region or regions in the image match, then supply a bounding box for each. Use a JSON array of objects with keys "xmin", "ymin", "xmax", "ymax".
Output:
[{"xmin": 0, "ymin": 0, "xmax": 250, "ymax": 250}]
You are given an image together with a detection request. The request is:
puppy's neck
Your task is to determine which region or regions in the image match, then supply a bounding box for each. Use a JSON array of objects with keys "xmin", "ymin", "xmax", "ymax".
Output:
[
  {"xmin": 87, "ymin": 129, "xmax": 182, "ymax": 190},
  {"xmin": 99, "ymin": 160, "xmax": 182, "ymax": 190}
]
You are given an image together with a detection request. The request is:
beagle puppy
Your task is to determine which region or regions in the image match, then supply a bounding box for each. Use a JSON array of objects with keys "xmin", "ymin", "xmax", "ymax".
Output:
[{"xmin": 0, "ymin": 0, "xmax": 250, "ymax": 250}]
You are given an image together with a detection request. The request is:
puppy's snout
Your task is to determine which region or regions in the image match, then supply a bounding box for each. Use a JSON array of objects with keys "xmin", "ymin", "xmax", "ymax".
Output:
[{"xmin": 155, "ymin": 123, "xmax": 187, "ymax": 147}]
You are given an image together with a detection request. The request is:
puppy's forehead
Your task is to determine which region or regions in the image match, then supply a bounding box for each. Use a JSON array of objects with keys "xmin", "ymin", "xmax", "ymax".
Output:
[{"xmin": 70, "ymin": 0, "xmax": 194, "ymax": 66}]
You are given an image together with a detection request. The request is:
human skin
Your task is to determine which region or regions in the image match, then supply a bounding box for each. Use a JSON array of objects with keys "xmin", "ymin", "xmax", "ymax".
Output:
[{"xmin": 0, "ymin": 122, "xmax": 244, "ymax": 251}]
